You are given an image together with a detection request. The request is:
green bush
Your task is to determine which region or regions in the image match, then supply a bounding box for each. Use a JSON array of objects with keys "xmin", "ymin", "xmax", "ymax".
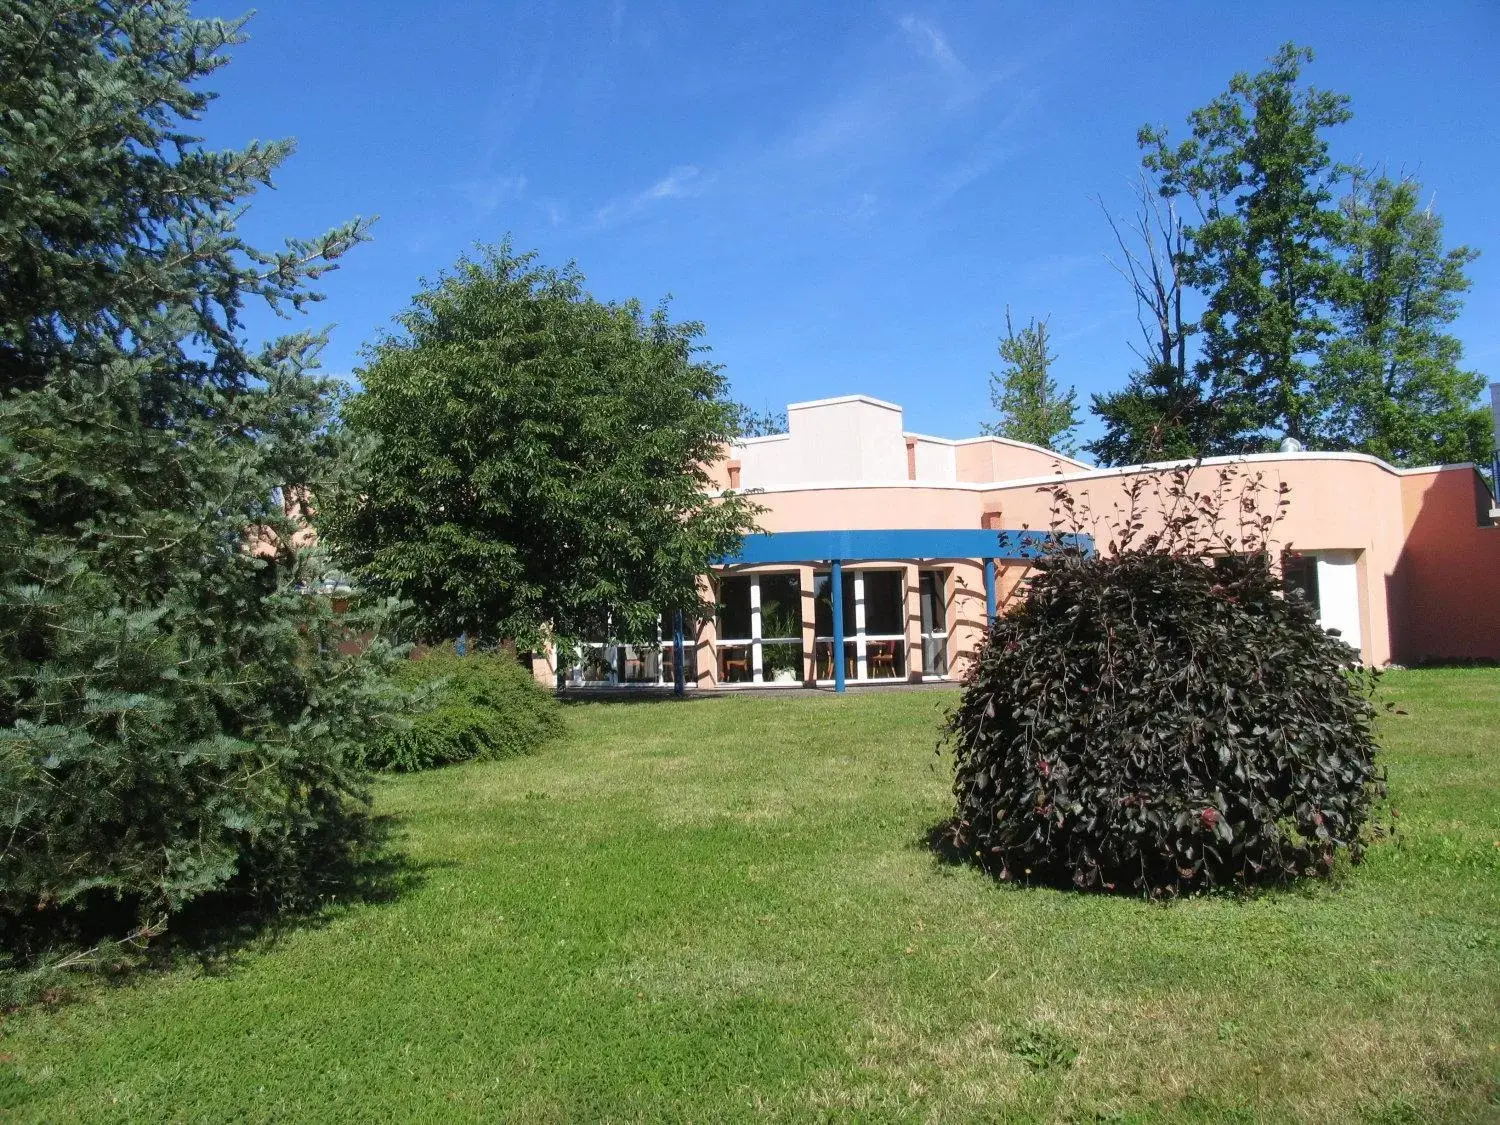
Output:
[
  {"xmin": 365, "ymin": 649, "xmax": 563, "ymax": 772},
  {"xmin": 944, "ymin": 545, "xmax": 1385, "ymax": 897}
]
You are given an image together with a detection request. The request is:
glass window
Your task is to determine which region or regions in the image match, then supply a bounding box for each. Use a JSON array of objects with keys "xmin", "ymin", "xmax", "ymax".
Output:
[
  {"xmin": 919, "ymin": 570, "xmax": 946, "ymax": 634},
  {"xmin": 1282, "ymin": 552, "xmax": 1320, "ymax": 610},
  {"xmin": 813, "ymin": 640, "xmax": 857, "ymax": 681},
  {"xmin": 758, "ymin": 573, "xmax": 801, "ymax": 640},
  {"xmin": 662, "ymin": 638, "xmax": 698, "ymax": 685},
  {"xmin": 717, "ymin": 575, "xmax": 752, "ymax": 640},
  {"xmin": 718, "ymin": 643, "xmax": 753, "ymax": 683},
  {"xmin": 617, "ymin": 645, "xmax": 660, "ymax": 683},
  {"xmin": 862, "ymin": 570, "xmax": 904, "ymax": 636},
  {"xmin": 921, "ymin": 637, "xmax": 948, "ymax": 676},
  {"xmin": 813, "ymin": 570, "xmax": 855, "ymax": 637},
  {"xmin": 865, "ymin": 638, "xmax": 905, "ymax": 679},
  {"xmin": 919, "ymin": 569, "xmax": 948, "ymax": 676},
  {"xmin": 579, "ymin": 646, "xmax": 615, "ymax": 683},
  {"xmin": 761, "ymin": 640, "xmax": 804, "ymax": 683}
]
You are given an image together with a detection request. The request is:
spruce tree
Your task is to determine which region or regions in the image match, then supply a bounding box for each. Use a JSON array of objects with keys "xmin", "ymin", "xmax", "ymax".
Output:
[
  {"xmin": 982, "ymin": 310, "xmax": 1080, "ymax": 454},
  {"xmin": 1, "ymin": 2, "xmax": 395, "ymax": 961}
]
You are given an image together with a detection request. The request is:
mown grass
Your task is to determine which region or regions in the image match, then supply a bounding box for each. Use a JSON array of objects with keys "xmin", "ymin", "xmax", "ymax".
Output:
[{"xmin": 2, "ymin": 669, "xmax": 1498, "ymax": 1122}]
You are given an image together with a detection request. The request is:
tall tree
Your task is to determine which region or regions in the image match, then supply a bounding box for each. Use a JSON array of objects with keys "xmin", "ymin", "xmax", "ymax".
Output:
[
  {"xmin": 984, "ymin": 310, "xmax": 1080, "ymax": 454},
  {"xmin": 1140, "ymin": 43, "xmax": 1351, "ymax": 449},
  {"xmin": 1321, "ymin": 171, "xmax": 1491, "ymax": 466},
  {"xmin": 1088, "ymin": 173, "xmax": 1235, "ymax": 464},
  {"xmin": 1, "ymin": 1, "xmax": 394, "ymax": 960},
  {"xmin": 321, "ymin": 244, "xmax": 759, "ymax": 651}
]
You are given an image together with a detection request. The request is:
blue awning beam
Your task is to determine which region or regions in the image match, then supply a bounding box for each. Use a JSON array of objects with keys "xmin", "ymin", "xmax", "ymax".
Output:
[{"xmin": 716, "ymin": 527, "xmax": 1091, "ymax": 567}]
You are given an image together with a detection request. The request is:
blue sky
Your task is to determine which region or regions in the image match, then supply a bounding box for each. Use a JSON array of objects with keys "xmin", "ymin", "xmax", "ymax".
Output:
[{"xmin": 200, "ymin": 1, "xmax": 1499, "ymax": 449}]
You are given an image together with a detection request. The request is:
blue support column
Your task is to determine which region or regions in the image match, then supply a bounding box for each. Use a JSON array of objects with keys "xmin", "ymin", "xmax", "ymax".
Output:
[
  {"xmin": 672, "ymin": 610, "xmax": 686, "ymax": 696},
  {"xmin": 983, "ymin": 558, "xmax": 997, "ymax": 627},
  {"xmin": 830, "ymin": 559, "xmax": 846, "ymax": 693}
]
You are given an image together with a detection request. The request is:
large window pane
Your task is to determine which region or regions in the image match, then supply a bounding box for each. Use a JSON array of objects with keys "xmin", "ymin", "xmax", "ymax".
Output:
[
  {"xmin": 761, "ymin": 641, "xmax": 803, "ymax": 683},
  {"xmin": 717, "ymin": 575, "xmax": 752, "ymax": 640},
  {"xmin": 1282, "ymin": 552, "xmax": 1319, "ymax": 610},
  {"xmin": 662, "ymin": 640, "xmax": 698, "ymax": 685},
  {"xmin": 920, "ymin": 569, "xmax": 948, "ymax": 676},
  {"xmin": 919, "ymin": 570, "xmax": 946, "ymax": 634},
  {"xmin": 759, "ymin": 572, "xmax": 801, "ymax": 640},
  {"xmin": 866, "ymin": 638, "xmax": 905, "ymax": 679},
  {"xmin": 862, "ymin": 570, "xmax": 904, "ymax": 635},
  {"xmin": 813, "ymin": 640, "xmax": 856, "ymax": 681},
  {"xmin": 718, "ymin": 643, "xmax": 752, "ymax": 683},
  {"xmin": 579, "ymin": 646, "xmax": 614, "ymax": 683},
  {"xmin": 813, "ymin": 571, "xmax": 855, "ymax": 637},
  {"xmin": 618, "ymin": 645, "xmax": 660, "ymax": 683},
  {"xmin": 922, "ymin": 637, "xmax": 948, "ymax": 676}
]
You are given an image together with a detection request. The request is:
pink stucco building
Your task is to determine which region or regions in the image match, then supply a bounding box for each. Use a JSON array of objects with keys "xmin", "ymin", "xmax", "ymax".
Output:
[{"xmin": 538, "ymin": 393, "xmax": 1500, "ymax": 690}]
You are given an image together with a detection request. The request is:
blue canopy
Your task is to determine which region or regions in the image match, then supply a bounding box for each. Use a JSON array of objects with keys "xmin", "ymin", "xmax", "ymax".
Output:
[{"xmin": 716, "ymin": 527, "xmax": 1091, "ymax": 566}]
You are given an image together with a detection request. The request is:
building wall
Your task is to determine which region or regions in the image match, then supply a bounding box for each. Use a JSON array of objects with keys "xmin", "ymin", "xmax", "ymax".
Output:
[
  {"xmin": 909, "ymin": 437, "xmax": 957, "ymax": 482},
  {"xmin": 735, "ymin": 452, "xmax": 1498, "ymax": 670},
  {"xmin": 734, "ymin": 395, "xmax": 909, "ymax": 489},
  {"xmin": 1395, "ymin": 467, "xmax": 1500, "ymax": 663},
  {"xmin": 975, "ymin": 455, "xmax": 1420, "ymax": 666},
  {"xmin": 548, "ymin": 394, "xmax": 1500, "ymax": 685},
  {"xmin": 953, "ymin": 437, "xmax": 1089, "ymax": 483}
]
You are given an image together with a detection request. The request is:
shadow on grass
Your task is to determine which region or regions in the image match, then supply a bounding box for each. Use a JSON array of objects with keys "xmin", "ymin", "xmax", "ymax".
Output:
[
  {"xmin": 2, "ymin": 812, "xmax": 443, "ymax": 1010},
  {"xmin": 162, "ymin": 813, "xmax": 441, "ymax": 975},
  {"xmin": 923, "ymin": 817, "xmax": 974, "ymax": 869},
  {"xmin": 919, "ymin": 816, "xmax": 1365, "ymax": 903}
]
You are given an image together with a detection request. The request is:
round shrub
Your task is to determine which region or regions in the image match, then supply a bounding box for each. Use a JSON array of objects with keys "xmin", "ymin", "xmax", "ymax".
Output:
[
  {"xmin": 366, "ymin": 648, "xmax": 563, "ymax": 772},
  {"xmin": 944, "ymin": 549, "xmax": 1384, "ymax": 896}
]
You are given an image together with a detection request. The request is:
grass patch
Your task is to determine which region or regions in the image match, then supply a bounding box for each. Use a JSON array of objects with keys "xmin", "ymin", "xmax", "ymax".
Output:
[{"xmin": 2, "ymin": 669, "xmax": 1498, "ymax": 1121}]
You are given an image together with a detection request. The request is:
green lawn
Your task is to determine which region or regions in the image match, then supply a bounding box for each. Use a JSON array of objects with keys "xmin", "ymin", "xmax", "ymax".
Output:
[{"xmin": 3, "ymin": 669, "xmax": 1498, "ymax": 1122}]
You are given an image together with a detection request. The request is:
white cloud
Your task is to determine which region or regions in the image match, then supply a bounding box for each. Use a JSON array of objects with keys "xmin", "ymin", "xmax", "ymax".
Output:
[
  {"xmin": 898, "ymin": 15, "xmax": 967, "ymax": 79},
  {"xmin": 592, "ymin": 164, "xmax": 712, "ymax": 227},
  {"xmin": 645, "ymin": 165, "xmax": 704, "ymax": 200},
  {"xmin": 454, "ymin": 174, "xmax": 528, "ymax": 215}
]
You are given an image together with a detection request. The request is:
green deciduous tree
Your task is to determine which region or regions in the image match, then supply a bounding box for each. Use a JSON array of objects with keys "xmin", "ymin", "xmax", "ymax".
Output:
[
  {"xmin": 731, "ymin": 403, "xmax": 787, "ymax": 437},
  {"xmin": 1321, "ymin": 171, "xmax": 1492, "ymax": 466},
  {"xmin": 983, "ymin": 310, "xmax": 1079, "ymax": 454},
  {"xmin": 1096, "ymin": 43, "xmax": 1489, "ymax": 465},
  {"xmin": 1, "ymin": 1, "xmax": 398, "ymax": 964},
  {"xmin": 321, "ymin": 244, "xmax": 759, "ymax": 651}
]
